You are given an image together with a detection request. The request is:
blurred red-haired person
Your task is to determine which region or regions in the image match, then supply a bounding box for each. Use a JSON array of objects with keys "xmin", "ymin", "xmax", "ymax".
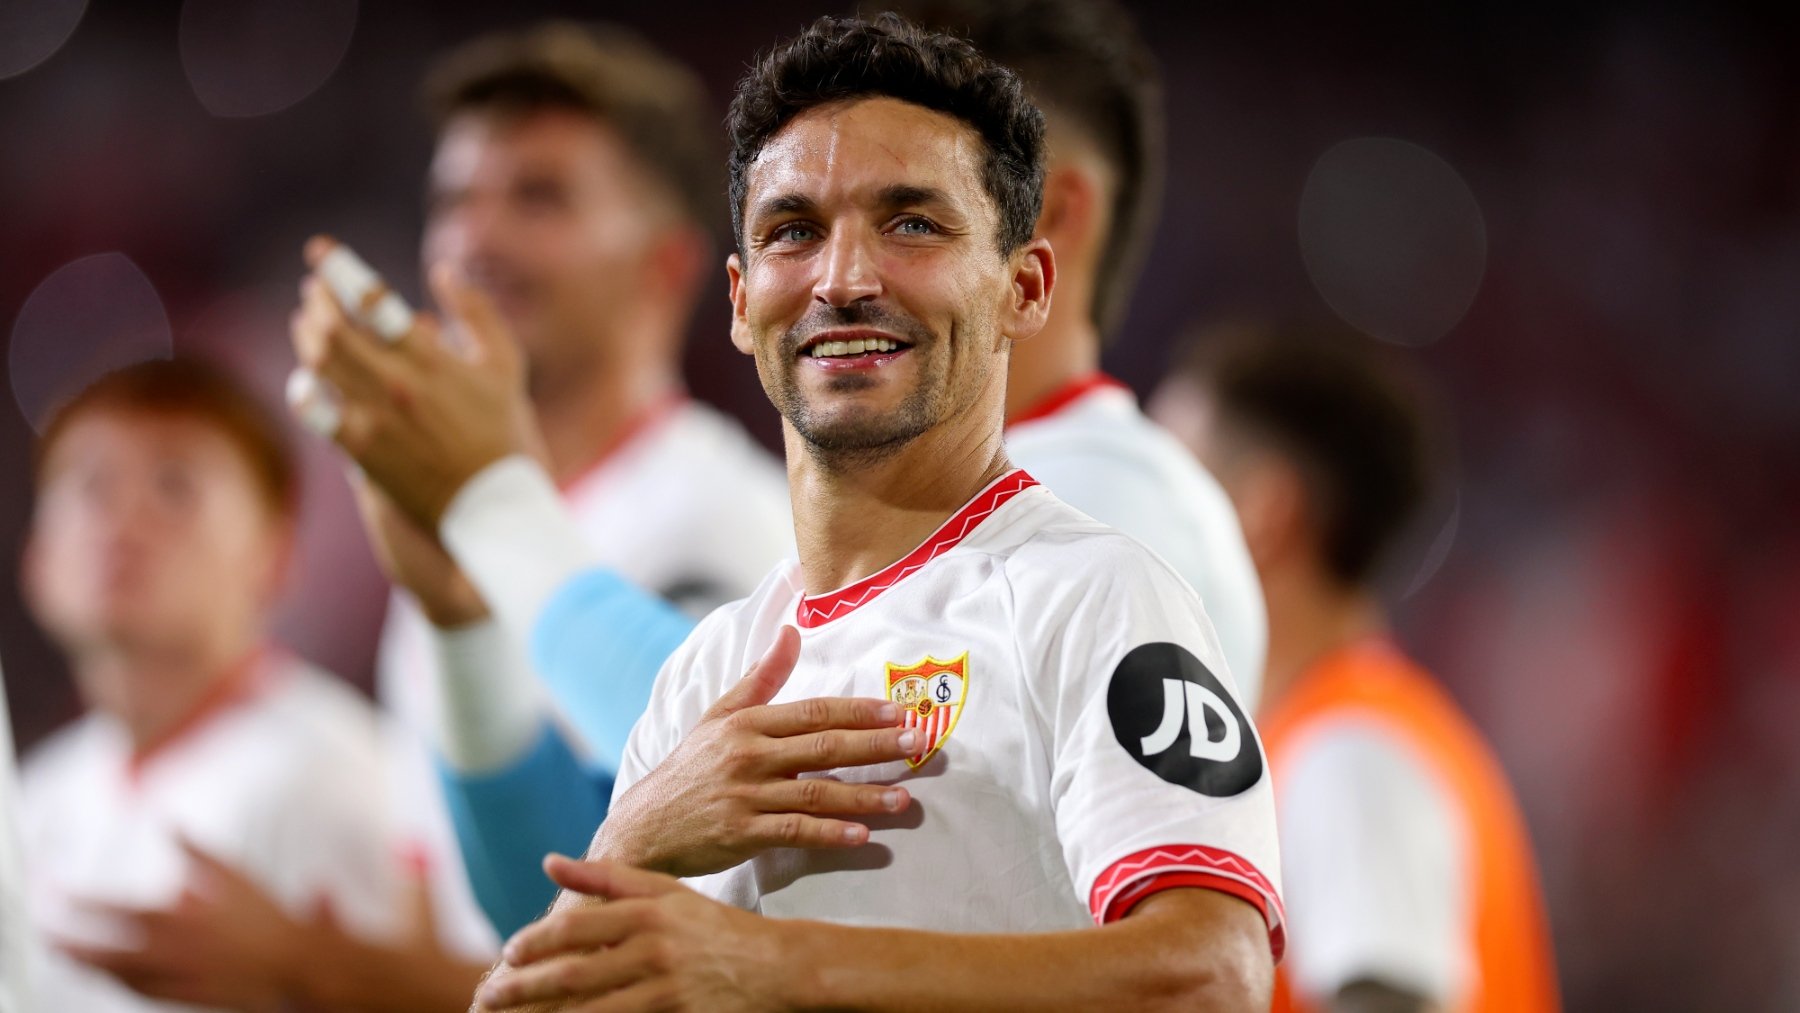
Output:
[
  {"xmin": 1152, "ymin": 324, "xmax": 1559, "ymax": 1013},
  {"xmin": 15, "ymin": 359, "xmax": 421, "ymax": 1010}
]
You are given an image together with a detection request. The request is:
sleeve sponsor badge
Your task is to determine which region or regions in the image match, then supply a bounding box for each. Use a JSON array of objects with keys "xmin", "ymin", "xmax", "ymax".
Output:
[
  {"xmin": 886, "ymin": 653, "xmax": 968, "ymax": 769},
  {"xmin": 1106, "ymin": 642, "xmax": 1263, "ymax": 797}
]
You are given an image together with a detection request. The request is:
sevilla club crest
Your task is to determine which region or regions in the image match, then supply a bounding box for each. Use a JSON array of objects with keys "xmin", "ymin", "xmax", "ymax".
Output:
[{"xmin": 886, "ymin": 652, "xmax": 969, "ymax": 769}]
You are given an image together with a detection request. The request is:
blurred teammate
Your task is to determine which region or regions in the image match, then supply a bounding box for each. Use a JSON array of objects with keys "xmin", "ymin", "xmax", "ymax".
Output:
[
  {"xmin": 474, "ymin": 17, "xmax": 1278, "ymax": 1010},
  {"xmin": 12, "ymin": 359, "xmax": 458, "ymax": 1010},
  {"xmin": 1150, "ymin": 324, "xmax": 1559, "ymax": 1013},
  {"xmin": 898, "ymin": 0, "xmax": 1266, "ymax": 704},
  {"xmin": 353, "ymin": 22, "xmax": 792, "ymax": 940}
]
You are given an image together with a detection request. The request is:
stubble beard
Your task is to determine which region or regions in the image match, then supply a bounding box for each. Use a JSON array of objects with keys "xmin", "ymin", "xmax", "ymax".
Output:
[{"xmin": 769, "ymin": 303, "xmax": 946, "ymax": 472}]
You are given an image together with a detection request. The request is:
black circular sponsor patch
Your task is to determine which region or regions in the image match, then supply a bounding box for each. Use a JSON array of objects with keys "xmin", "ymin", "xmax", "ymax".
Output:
[{"xmin": 1107, "ymin": 642, "xmax": 1262, "ymax": 797}]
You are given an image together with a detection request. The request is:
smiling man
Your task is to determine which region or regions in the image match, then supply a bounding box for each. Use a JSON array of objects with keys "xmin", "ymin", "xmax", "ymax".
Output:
[{"xmin": 475, "ymin": 16, "xmax": 1280, "ymax": 1012}]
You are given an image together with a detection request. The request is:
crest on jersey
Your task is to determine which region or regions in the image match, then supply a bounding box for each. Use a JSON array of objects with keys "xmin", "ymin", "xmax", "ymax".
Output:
[{"xmin": 886, "ymin": 652, "xmax": 969, "ymax": 769}]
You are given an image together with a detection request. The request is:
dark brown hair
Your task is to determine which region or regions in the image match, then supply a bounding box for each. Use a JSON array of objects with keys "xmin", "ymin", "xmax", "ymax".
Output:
[
  {"xmin": 35, "ymin": 358, "xmax": 297, "ymax": 518},
  {"xmin": 1178, "ymin": 323, "xmax": 1434, "ymax": 585},
  {"xmin": 424, "ymin": 21, "xmax": 721, "ymax": 231},
  {"xmin": 891, "ymin": 0, "xmax": 1165, "ymax": 340},
  {"xmin": 726, "ymin": 14, "xmax": 1045, "ymax": 257}
]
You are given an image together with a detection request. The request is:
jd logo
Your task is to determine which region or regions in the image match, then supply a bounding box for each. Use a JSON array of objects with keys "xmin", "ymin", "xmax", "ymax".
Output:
[{"xmin": 1107, "ymin": 643, "xmax": 1262, "ymax": 797}]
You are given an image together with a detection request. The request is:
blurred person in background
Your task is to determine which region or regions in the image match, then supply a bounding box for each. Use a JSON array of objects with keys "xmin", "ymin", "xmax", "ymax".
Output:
[
  {"xmin": 1149, "ymin": 323, "xmax": 1559, "ymax": 1013},
  {"xmin": 898, "ymin": 0, "xmax": 1267, "ymax": 703},
  {"xmin": 13, "ymin": 358, "xmax": 478, "ymax": 1011},
  {"xmin": 353, "ymin": 21, "xmax": 793, "ymax": 944}
]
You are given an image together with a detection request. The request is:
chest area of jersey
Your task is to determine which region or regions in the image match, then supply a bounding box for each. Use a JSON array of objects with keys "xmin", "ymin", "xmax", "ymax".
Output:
[{"xmin": 778, "ymin": 616, "xmax": 1033, "ymax": 778}]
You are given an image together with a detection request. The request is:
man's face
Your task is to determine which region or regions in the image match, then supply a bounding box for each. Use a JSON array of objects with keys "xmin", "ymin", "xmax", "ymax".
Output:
[
  {"xmin": 729, "ymin": 97, "xmax": 1049, "ymax": 460},
  {"xmin": 422, "ymin": 109, "xmax": 666, "ymax": 382},
  {"xmin": 25, "ymin": 411, "xmax": 286, "ymax": 672}
]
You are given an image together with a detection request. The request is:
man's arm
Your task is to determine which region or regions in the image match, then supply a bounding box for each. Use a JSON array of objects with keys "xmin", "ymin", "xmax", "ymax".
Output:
[
  {"xmin": 437, "ymin": 725, "xmax": 611, "ymax": 939},
  {"xmin": 477, "ymin": 858, "xmax": 1271, "ymax": 1012}
]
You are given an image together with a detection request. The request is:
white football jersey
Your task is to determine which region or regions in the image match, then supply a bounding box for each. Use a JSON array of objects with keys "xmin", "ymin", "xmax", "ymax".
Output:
[
  {"xmin": 20, "ymin": 651, "xmax": 402, "ymax": 1013},
  {"xmin": 377, "ymin": 397, "xmax": 792, "ymax": 952},
  {"xmin": 617, "ymin": 471, "xmax": 1284, "ymax": 952},
  {"xmin": 1, "ymin": 660, "xmax": 37, "ymax": 1012},
  {"xmin": 1007, "ymin": 375, "xmax": 1268, "ymax": 708}
]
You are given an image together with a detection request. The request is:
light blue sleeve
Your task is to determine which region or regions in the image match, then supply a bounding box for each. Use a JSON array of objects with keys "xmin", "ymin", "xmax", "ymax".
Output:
[
  {"xmin": 527, "ymin": 568, "xmax": 698, "ymax": 772},
  {"xmin": 445, "ymin": 567, "xmax": 697, "ymax": 937},
  {"xmin": 438, "ymin": 723, "xmax": 611, "ymax": 938}
]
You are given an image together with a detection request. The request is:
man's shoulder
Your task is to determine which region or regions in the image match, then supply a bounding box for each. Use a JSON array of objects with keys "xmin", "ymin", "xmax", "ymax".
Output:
[
  {"xmin": 985, "ymin": 484, "xmax": 1195, "ymax": 598},
  {"xmin": 19, "ymin": 715, "xmax": 105, "ymax": 793},
  {"xmin": 667, "ymin": 561, "xmax": 803, "ymax": 667},
  {"xmin": 1009, "ymin": 397, "xmax": 1235, "ymax": 528},
  {"xmin": 237, "ymin": 655, "xmax": 385, "ymax": 762}
]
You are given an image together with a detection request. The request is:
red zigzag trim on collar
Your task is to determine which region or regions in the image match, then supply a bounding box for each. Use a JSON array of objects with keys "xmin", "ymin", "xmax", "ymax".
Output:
[{"xmin": 795, "ymin": 470, "xmax": 1038, "ymax": 628}]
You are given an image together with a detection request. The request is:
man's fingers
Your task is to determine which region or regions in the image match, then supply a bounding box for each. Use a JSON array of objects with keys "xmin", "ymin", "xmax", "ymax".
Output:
[
  {"xmin": 477, "ymin": 937, "xmax": 656, "ymax": 1009},
  {"xmin": 743, "ymin": 812, "xmax": 875, "ymax": 850},
  {"xmin": 501, "ymin": 901, "xmax": 646, "ymax": 966},
  {"xmin": 294, "ymin": 275, "xmax": 393, "ymax": 407},
  {"xmin": 754, "ymin": 777, "xmax": 910, "ymax": 817},
  {"xmin": 766, "ymin": 724, "xmax": 919, "ymax": 774},
  {"xmin": 543, "ymin": 854, "xmax": 681, "ymax": 903},
  {"xmin": 307, "ymin": 234, "xmax": 415, "ymax": 342},
  {"xmin": 704, "ymin": 625, "xmax": 802, "ymax": 719},
  {"xmin": 748, "ymin": 695, "xmax": 902, "ymax": 738}
]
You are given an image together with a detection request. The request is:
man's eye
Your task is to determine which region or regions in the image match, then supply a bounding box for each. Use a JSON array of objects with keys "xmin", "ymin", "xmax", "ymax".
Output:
[
  {"xmin": 774, "ymin": 224, "xmax": 817, "ymax": 243},
  {"xmin": 893, "ymin": 218, "xmax": 937, "ymax": 236}
]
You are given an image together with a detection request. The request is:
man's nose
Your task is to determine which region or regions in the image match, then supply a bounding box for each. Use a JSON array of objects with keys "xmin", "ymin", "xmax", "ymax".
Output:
[{"xmin": 813, "ymin": 228, "xmax": 882, "ymax": 307}]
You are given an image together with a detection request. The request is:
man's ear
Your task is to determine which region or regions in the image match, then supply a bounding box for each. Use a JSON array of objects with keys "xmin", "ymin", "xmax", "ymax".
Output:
[
  {"xmin": 1234, "ymin": 455, "xmax": 1311, "ymax": 574},
  {"xmin": 726, "ymin": 253, "xmax": 754, "ymax": 356},
  {"xmin": 1001, "ymin": 238, "xmax": 1055, "ymax": 346},
  {"xmin": 1036, "ymin": 164, "xmax": 1101, "ymax": 254}
]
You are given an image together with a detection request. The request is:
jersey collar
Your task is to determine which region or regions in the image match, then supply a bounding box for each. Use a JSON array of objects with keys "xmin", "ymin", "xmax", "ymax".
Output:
[
  {"xmin": 1005, "ymin": 372, "xmax": 1130, "ymax": 430},
  {"xmin": 556, "ymin": 391, "xmax": 689, "ymax": 501},
  {"xmin": 794, "ymin": 469, "xmax": 1039, "ymax": 628}
]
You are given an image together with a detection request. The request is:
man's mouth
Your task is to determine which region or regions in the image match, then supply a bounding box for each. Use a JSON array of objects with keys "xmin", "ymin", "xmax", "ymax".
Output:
[{"xmin": 798, "ymin": 330, "xmax": 914, "ymax": 364}]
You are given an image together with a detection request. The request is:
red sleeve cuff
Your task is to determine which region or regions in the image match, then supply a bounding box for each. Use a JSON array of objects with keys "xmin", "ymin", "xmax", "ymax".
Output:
[{"xmin": 1090, "ymin": 844, "xmax": 1286, "ymax": 962}]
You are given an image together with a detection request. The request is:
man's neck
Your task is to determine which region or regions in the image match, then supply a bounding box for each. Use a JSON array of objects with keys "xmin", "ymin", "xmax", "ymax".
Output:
[
  {"xmin": 786, "ymin": 400, "xmax": 1011, "ymax": 598},
  {"xmin": 532, "ymin": 361, "xmax": 683, "ymax": 487},
  {"xmin": 76, "ymin": 634, "xmax": 258, "ymax": 757},
  {"xmin": 1257, "ymin": 565, "xmax": 1388, "ymax": 715},
  {"xmin": 1003, "ymin": 305, "xmax": 1101, "ymax": 422}
]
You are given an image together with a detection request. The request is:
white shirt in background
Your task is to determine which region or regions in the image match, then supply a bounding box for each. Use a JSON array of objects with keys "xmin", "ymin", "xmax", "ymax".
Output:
[
  {"xmin": 1007, "ymin": 375, "xmax": 1268, "ymax": 708},
  {"xmin": 20, "ymin": 651, "xmax": 402, "ymax": 1013}
]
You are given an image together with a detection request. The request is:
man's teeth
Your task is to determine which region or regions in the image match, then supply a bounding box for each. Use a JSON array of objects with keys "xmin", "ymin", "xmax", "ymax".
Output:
[{"xmin": 808, "ymin": 337, "xmax": 901, "ymax": 357}]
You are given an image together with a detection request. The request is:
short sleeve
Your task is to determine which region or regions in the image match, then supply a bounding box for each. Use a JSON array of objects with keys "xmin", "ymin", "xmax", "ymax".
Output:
[
  {"xmin": 1015, "ymin": 538, "xmax": 1284, "ymax": 957},
  {"xmin": 1278, "ymin": 719, "xmax": 1471, "ymax": 1003}
]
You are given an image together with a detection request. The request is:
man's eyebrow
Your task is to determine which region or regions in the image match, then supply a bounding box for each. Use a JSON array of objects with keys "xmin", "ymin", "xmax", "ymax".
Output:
[
  {"xmin": 876, "ymin": 184, "xmax": 954, "ymax": 212},
  {"xmin": 750, "ymin": 193, "xmax": 818, "ymax": 222}
]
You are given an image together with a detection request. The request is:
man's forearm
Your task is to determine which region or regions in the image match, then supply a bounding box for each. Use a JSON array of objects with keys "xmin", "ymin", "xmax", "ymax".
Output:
[{"xmin": 770, "ymin": 889, "xmax": 1271, "ymax": 1013}]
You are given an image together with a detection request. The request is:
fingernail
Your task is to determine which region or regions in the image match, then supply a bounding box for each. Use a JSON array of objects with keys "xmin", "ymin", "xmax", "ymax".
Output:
[
  {"xmin": 898, "ymin": 729, "xmax": 919, "ymax": 751},
  {"xmin": 877, "ymin": 702, "xmax": 899, "ymax": 722},
  {"xmin": 882, "ymin": 789, "xmax": 904, "ymax": 810},
  {"xmin": 842, "ymin": 825, "xmax": 866, "ymax": 843}
]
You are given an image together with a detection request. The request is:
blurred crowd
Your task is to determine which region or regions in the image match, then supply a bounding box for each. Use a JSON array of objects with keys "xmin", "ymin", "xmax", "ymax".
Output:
[{"xmin": 2, "ymin": 2, "xmax": 1797, "ymax": 1011}]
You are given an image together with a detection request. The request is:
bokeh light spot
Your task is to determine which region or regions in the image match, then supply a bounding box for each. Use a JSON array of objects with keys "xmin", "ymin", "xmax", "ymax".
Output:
[
  {"xmin": 9, "ymin": 253, "xmax": 173, "ymax": 433},
  {"xmin": 1299, "ymin": 138, "xmax": 1487, "ymax": 347},
  {"xmin": 179, "ymin": 0, "xmax": 358, "ymax": 118},
  {"xmin": 0, "ymin": 0, "xmax": 87, "ymax": 80}
]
